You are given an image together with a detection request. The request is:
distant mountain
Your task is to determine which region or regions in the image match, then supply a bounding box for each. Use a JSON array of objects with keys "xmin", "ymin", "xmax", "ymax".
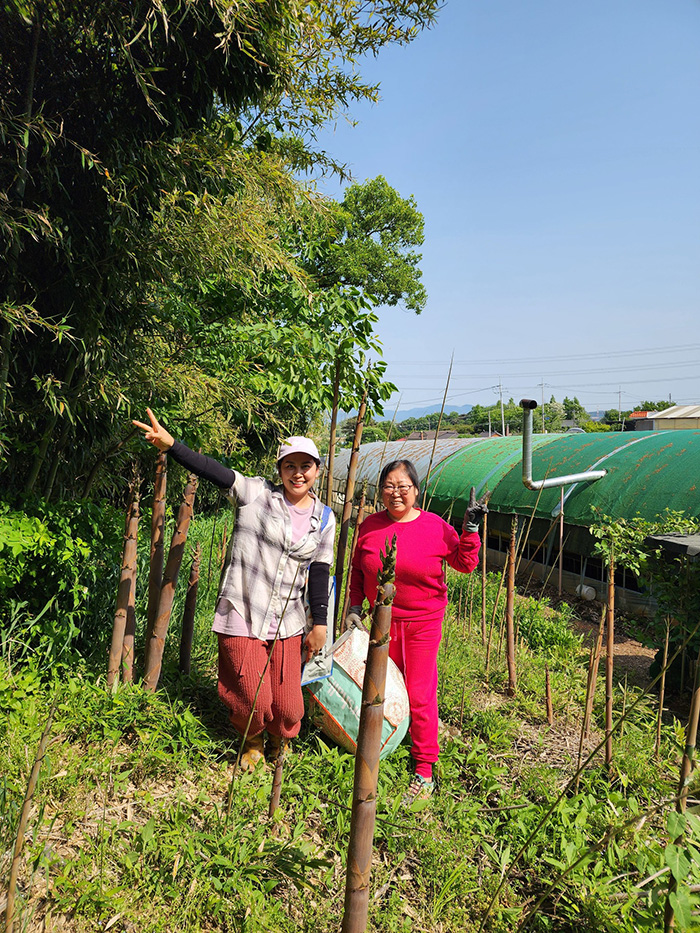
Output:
[
  {"xmin": 338, "ymin": 402, "xmax": 473, "ymax": 422},
  {"xmin": 393, "ymin": 403, "xmax": 473, "ymax": 421}
]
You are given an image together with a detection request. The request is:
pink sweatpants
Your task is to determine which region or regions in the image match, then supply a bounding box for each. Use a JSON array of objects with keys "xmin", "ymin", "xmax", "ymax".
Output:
[
  {"xmin": 217, "ymin": 634, "xmax": 305, "ymax": 739},
  {"xmin": 388, "ymin": 616, "xmax": 443, "ymax": 778}
]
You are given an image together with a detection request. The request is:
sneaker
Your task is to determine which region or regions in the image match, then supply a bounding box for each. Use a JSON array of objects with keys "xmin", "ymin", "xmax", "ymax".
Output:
[
  {"xmin": 239, "ymin": 733, "xmax": 265, "ymax": 772},
  {"xmin": 402, "ymin": 773, "xmax": 436, "ymax": 806}
]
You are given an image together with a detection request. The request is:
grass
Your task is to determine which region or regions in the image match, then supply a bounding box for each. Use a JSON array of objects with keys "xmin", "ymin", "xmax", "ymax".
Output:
[{"xmin": 2, "ymin": 516, "xmax": 700, "ymax": 932}]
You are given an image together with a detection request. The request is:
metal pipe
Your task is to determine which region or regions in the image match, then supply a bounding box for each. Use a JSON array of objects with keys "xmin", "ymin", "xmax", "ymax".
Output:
[{"xmin": 519, "ymin": 400, "xmax": 607, "ymax": 490}]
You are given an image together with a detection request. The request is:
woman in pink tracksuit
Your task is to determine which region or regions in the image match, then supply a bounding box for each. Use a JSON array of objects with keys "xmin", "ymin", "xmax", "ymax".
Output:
[{"xmin": 347, "ymin": 458, "xmax": 486, "ymax": 801}]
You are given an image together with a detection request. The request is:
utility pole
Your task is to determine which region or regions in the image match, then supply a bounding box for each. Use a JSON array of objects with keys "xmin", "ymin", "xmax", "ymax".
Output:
[
  {"xmin": 498, "ymin": 379, "xmax": 505, "ymax": 437},
  {"xmin": 540, "ymin": 379, "xmax": 546, "ymax": 433},
  {"xmin": 618, "ymin": 387, "xmax": 623, "ymax": 432}
]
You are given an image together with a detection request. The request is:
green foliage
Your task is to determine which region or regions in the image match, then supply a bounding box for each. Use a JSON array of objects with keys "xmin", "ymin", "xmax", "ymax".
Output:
[
  {"xmin": 1, "ymin": 1, "xmax": 433, "ymax": 500},
  {"xmin": 515, "ymin": 597, "xmax": 582, "ymax": 657},
  {"xmin": 0, "ymin": 498, "xmax": 122, "ymax": 665},
  {"xmin": 590, "ymin": 509, "xmax": 700, "ymax": 660}
]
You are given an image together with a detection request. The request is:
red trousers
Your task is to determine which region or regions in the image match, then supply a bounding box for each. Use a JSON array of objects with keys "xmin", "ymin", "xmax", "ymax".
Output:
[
  {"xmin": 388, "ymin": 616, "xmax": 442, "ymax": 774},
  {"xmin": 217, "ymin": 634, "xmax": 304, "ymax": 739}
]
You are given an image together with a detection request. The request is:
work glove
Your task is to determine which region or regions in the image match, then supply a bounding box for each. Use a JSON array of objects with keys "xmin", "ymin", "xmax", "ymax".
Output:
[
  {"xmin": 344, "ymin": 606, "xmax": 364, "ymax": 631},
  {"xmin": 462, "ymin": 487, "xmax": 489, "ymax": 533}
]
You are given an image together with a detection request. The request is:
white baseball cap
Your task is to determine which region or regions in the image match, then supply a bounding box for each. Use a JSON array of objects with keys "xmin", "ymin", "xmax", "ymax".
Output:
[{"xmin": 276, "ymin": 436, "xmax": 320, "ymax": 464}]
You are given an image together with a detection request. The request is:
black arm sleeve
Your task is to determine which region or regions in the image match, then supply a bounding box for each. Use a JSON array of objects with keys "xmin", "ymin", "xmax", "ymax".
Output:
[
  {"xmin": 168, "ymin": 440, "xmax": 236, "ymax": 489},
  {"xmin": 307, "ymin": 561, "xmax": 331, "ymax": 626}
]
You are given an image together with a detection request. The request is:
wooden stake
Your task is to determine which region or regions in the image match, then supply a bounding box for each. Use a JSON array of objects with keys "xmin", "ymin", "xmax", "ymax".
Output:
[
  {"xmin": 179, "ymin": 542, "xmax": 201, "ymax": 675},
  {"xmin": 505, "ymin": 516, "xmax": 517, "ymax": 697},
  {"xmin": 545, "ymin": 665, "xmax": 553, "ymax": 725},
  {"xmin": 107, "ymin": 480, "xmax": 139, "ymax": 686},
  {"xmin": 334, "ymin": 387, "xmax": 367, "ymax": 629},
  {"xmin": 341, "ymin": 537, "xmax": 397, "ymax": 933},
  {"xmin": 605, "ymin": 551, "xmax": 615, "ymax": 772},
  {"xmin": 268, "ymin": 754, "xmax": 284, "ymax": 818},
  {"xmin": 144, "ymin": 472, "xmax": 198, "ymax": 692},
  {"xmin": 144, "ymin": 452, "xmax": 166, "ymax": 673}
]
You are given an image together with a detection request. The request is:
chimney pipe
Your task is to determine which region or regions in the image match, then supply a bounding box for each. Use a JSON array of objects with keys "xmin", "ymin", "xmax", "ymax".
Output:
[{"xmin": 519, "ymin": 399, "xmax": 606, "ymax": 490}]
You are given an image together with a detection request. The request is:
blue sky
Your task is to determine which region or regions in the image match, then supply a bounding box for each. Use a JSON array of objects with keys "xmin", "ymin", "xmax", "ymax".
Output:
[{"xmin": 314, "ymin": 0, "xmax": 700, "ymax": 415}]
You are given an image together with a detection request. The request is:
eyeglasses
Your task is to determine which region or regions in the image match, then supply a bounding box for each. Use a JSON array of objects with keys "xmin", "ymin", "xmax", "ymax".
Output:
[{"xmin": 381, "ymin": 484, "xmax": 414, "ymax": 495}]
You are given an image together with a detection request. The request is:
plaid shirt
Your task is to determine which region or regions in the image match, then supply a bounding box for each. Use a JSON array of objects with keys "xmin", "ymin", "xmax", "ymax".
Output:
[{"xmin": 218, "ymin": 473, "xmax": 335, "ymax": 641}]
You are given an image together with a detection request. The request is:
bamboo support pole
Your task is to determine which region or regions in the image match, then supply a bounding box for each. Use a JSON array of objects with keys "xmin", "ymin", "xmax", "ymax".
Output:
[
  {"xmin": 422, "ymin": 354, "xmax": 453, "ymax": 509},
  {"xmin": 179, "ymin": 542, "xmax": 201, "ymax": 675},
  {"xmin": 655, "ymin": 618, "xmax": 670, "ymax": 759},
  {"xmin": 341, "ymin": 482, "xmax": 368, "ymax": 627},
  {"xmin": 484, "ymin": 560, "xmax": 508, "ymax": 682},
  {"xmin": 143, "ymin": 473, "xmax": 198, "ymax": 692},
  {"xmin": 583, "ymin": 605, "xmax": 606, "ymax": 739},
  {"xmin": 107, "ymin": 481, "xmax": 139, "ymax": 686},
  {"xmin": 219, "ymin": 520, "xmax": 229, "ymax": 571},
  {"xmin": 545, "ymin": 665, "xmax": 553, "ymax": 726},
  {"xmin": 558, "ymin": 488, "xmax": 564, "ymax": 596},
  {"xmin": 505, "ymin": 516, "xmax": 518, "ymax": 696},
  {"xmin": 325, "ymin": 356, "xmax": 341, "ymax": 507},
  {"xmin": 6, "ymin": 701, "xmax": 55, "ymax": 933},
  {"xmin": 480, "ymin": 511, "xmax": 488, "ymax": 645},
  {"xmin": 605, "ymin": 551, "xmax": 615, "ymax": 771},
  {"xmin": 666, "ymin": 658, "xmax": 700, "ymax": 932},
  {"xmin": 144, "ymin": 452, "xmax": 167, "ymax": 673},
  {"xmin": 334, "ymin": 388, "xmax": 367, "ymax": 628},
  {"xmin": 341, "ymin": 537, "xmax": 397, "ymax": 933}
]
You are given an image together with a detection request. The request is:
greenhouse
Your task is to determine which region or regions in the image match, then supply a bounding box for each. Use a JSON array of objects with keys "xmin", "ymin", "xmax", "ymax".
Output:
[{"xmin": 331, "ymin": 429, "xmax": 700, "ymax": 609}]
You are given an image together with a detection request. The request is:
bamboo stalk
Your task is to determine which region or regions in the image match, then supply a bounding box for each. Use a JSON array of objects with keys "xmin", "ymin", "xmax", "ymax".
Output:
[
  {"xmin": 334, "ymin": 388, "xmax": 367, "ymax": 629},
  {"xmin": 341, "ymin": 537, "xmax": 397, "ymax": 933},
  {"xmin": 655, "ymin": 617, "xmax": 670, "ymax": 759},
  {"xmin": 107, "ymin": 480, "xmax": 139, "ymax": 686},
  {"xmin": 341, "ymin": 482, "xmax": 368, "ymax": 626},
  {"xmin": 144, "ymin": 452, "xmax": 167, "ymax": 673},
  {"xmin": 268, "ymin": 754, "xmax": 284, "ymax": 818},
  {"xmin": 143, "ymin": 472, "xmax": 198, "ymax": 692},
  {"xmin": 505, "ymin": 516, "xmax": 517, "ymax": 697},
  {"xmin": 179, "ymin": 542, "xmax": 201, "ymax": 675},
  {"xmin": 422, "ymin": 353, "xmax": 453, "ymax": 509},
  {"xmin": 325, "ymin": 355, "xmax": 341, "ymax": 507},
  {"xmin": 6, "ymin": 700, "xmax": 55, "ymax": 933},
  {"xmin": 605, "ymin": 551, "xmax": 615, "ymax": 771}
]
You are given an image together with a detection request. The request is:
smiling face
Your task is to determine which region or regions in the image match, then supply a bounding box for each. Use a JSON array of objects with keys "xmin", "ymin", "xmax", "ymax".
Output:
[
  {"xmin": 381, "ymin": 467, "xmax": 419, "ymax": 522},
  {"xmin": 279, "ymin": 453, "xmax": 320, "ymax": 506}
]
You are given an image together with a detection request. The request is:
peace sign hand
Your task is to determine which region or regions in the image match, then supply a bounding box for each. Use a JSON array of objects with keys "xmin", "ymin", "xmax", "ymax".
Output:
[{"xmin": 132, "ymin": 408, "xmax": 175, "ymax": 452}]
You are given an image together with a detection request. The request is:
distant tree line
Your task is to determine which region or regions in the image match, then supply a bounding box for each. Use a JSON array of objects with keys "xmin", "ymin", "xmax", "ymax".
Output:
[{"xmin": 337, "ymin": 397, "xmax": 675, "ymax": 446}]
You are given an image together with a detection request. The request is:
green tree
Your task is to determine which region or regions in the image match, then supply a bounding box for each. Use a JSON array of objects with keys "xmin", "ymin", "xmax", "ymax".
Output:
[
  {"xmin": 562, "ymin": 396, "xmax": 588, "ymax": 426},
  {"xmin": 306, "ymin": 176, "xmax": 426, "ymax": 312},
  {"xmin": 0, "ymin": 0, "xmax": 437, "ymax": 498}
]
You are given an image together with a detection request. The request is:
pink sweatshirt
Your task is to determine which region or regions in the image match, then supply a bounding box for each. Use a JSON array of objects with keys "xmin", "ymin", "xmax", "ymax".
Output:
[{"xmin": 349, "ymin": 509, "xmax": 481, "ymax": 624}]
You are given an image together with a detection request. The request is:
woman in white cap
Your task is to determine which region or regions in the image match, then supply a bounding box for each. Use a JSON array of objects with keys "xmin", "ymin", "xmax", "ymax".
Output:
[{"xmin": 133, "ymin": 409, "xmax": 335, "ymax": 769}]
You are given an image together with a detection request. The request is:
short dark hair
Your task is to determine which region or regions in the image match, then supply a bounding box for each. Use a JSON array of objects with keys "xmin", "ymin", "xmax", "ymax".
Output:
[{"xmin": 378, "ymin": 459, "xmax": 420, "ymax": 492}]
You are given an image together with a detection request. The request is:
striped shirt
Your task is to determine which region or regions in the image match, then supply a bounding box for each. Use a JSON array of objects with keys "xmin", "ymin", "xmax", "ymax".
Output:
[{"xmin": 217, "ymin": 472, "xmax": 335, "ymax": 641}]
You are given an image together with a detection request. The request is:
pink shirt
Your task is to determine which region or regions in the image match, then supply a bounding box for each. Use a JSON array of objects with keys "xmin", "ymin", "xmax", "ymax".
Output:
[
  {"xmin": 214, "ymin": 498, "xmax": 313, "ymax": 639},
  {"xmin": 349, "ymin": 510, "xmax": 480, "ymax": 624}
]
